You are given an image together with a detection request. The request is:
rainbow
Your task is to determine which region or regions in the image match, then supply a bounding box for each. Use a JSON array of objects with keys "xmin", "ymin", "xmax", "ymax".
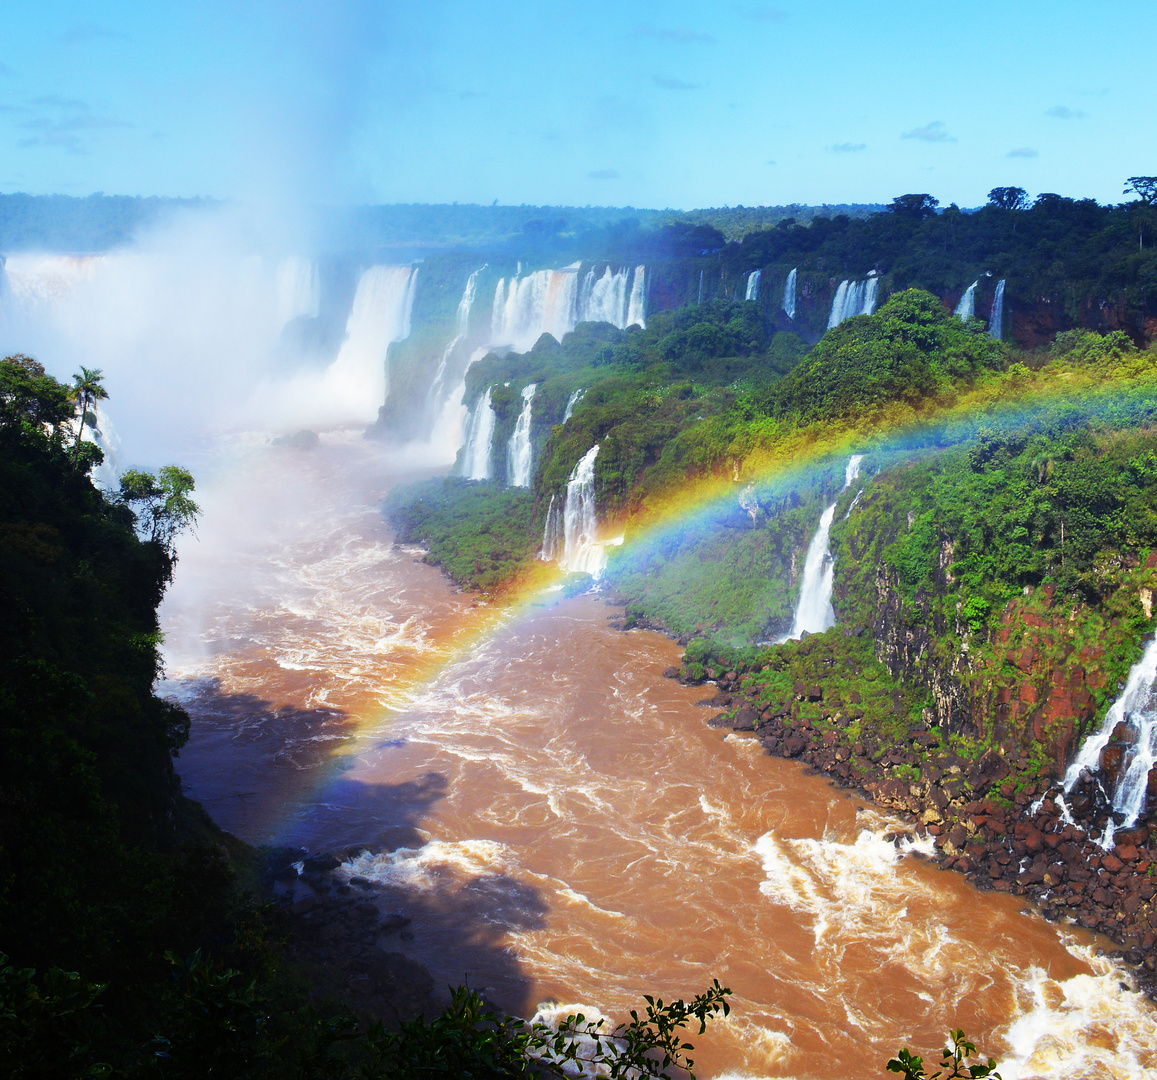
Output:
[{"xmin": 268, "ymin": 360, "xmax": 1157, "ymax": 844}]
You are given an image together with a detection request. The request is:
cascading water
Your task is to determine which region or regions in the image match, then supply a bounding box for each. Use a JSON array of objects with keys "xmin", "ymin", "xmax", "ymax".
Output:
[
  {"xmin": 428, "ymin": 265, "xmax": 485, "ymax": 405},
  {"xmin": 626, "ymin": 265, "xmax": 646, "ymax": 328},
  {"xmin": 989, "ymin": 279, "xmax": 1006, "ymax": 340},
  {"xmin": 540, "ymin": 494, "xmax": 561, "ymax": 561},
  {"xmin": 783, "ymin": 455, "xmax": 865, "ymax": 639},
  {"xmin": 954, "ymin": 280, "xmax": 979, "ymax": 322},
  {"xmin": 323, "ymin": 265, "xmax": 417, "ymax": 419},
  {"xmin": 462, "ymin": 387, "xmax": 496, "ymax": 480},
  {"xmin": 745, "ymin": 269, "xmax": 761, "ymax": 301},
  {"xmin": 506, "ymin": 383, "xmax": 537, "ymax": 488},
  {"xmin": 827, "ymin": 277, "xmax": 878, "ymax": 329},
  {"xmin": 558, "ymin": 444, "xmax": 610, "ymax": 578},
  {"xmin": 562, "ymin": 388, "xmax": 585, "ymax": 423},
  {"xmin": 80, "ymin": 401, "xmax": 124, "ymax": 491},
  {"xmin": 275, "ymin": 256, "xmax": 320, "ymax": 325},
  {"xmin": 697, "ymin": 270, "xmax": 704, "ymax": 306},
  {"xmin": 491, "ymin": 264, "xmax": 647, "ymax": 353},
  {"xmin": 783, "ymin": 268, "xmax": 797, "ymax": 319},
  {"xmin": 1063, "ymin": 634, "xmax": 1157, "ymax": 846}
]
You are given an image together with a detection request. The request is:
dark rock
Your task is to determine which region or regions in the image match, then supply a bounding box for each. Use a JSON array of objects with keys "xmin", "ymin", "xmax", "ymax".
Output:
[
  {"xmin": 733, "ymin": 707, "xmax": 759, "ymax": 732},
  {"xmin": 663, "ymin": 666, "xmax": 680, "ymax": 679},
  {"xmin": 379, "ymin": 913, "xmax": 411, "ymax": 935},
  {"xmin": 303, "ymin": 853, "xmax": 342, "ymax": 873},
  {"xmin": 783, "ymin": 736, "xmax": 806, "ymax": 758}
]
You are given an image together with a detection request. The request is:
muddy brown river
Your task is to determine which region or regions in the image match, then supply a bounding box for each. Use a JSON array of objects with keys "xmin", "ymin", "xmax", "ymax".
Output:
[{"xmin": 162, "ymin": 433, "xmax": 1157, "ymax": 1079}]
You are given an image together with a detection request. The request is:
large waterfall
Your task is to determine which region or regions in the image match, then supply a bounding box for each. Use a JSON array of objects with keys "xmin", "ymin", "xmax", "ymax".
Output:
[
  {"xmin": 954, "ymin": 280, "xmax": 979, "ymax": 322},
  {"xmin": 275, "ymin": 256, "xmax": 320, "ymax": 325},
  {"xmin": 429, "ymin": 265, "xmax": 485, "ymax": 405},
  {"xmin": 491, "ymin": 264, "xmax": 646, "ymax": 352},
  {"xmin": 782, "ymin": 268, "xmax": 797, "ymax": 319},
  {"xmin": 325, "ymin": 265, "xmax": 417, "ymax": 417},
  {"xmin": 541, "ymin": 444, "xmax": 614, "ymax": 579},
  {"xmin": 745, "ymin": 270, "xmax": 761, "ymax": 301},
  {"xmin": 783, "ymin": 455, "xmax": 865, "ymax": 639},
  {"xmin": 827, "ymin": 278, "xmax": 879, "ymax": 329},
  {"xmin": 1063, "ymin": 634, "xmax": 1157, "ymax": 846},
  {"xmin": 506, "ymin": 383, "xmax": 537, "ymax": 487},
  {"xmin": 989, "ymin": 279, "xmax": 1006, "ymax": 339},
  {"xmin": 462, "ymin": 387, "xmax": 496, "ymax": 480}
]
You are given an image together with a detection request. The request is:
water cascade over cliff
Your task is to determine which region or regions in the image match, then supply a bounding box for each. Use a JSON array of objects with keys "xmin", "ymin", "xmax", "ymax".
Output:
[
  {"xmin": 1063, "ymin": 634, "xmax": 1157, "ymax": 847},
  {"xmin": 827, "ymin": 278, "xmax": 879, "ymax": 329},
  {"xmin": 491, "ymin": 264, "xmax": 646, "ymax": 353},
  {"xmin": 783, "ymin": 455, "xmax": 864, "ymax": 639},
  {"xmin": 783, "ymin": 268, "xmax": 797, "ymax": 319},
  {"xmin": 562, "ymin": 388, "xmax": 585, "ymax": 423},
  {"xmin": 462, "ymin": 386, "xmax": 496, "ymax": 480},
  {"xmin": 505, "ymin": 383, "xmax": 537, "ymax": 488},
  {"xmin": 427, "ymin": 268, "xmax": 487, "ymax": 458},
  {"xmin": 275, "ymin": 256, "xmax": 320, "ymax": 325},
  {"xmin": 541, "ymin": 444, "xmax": 617, "ymax": 579},
  {"xmin": 745, "ymin": 270, "xmax": 761, "ymax": 302},
  {"xmin": 954, "ymin": 280, "xmax": 979, "ymax": 322},
  {"xmin": 989, "ymin": 279, "xmax": 1006, "ymax": 340},
  {"xmin": 325, "ymin": 265, "xmax": 417, "ymax": 419}
]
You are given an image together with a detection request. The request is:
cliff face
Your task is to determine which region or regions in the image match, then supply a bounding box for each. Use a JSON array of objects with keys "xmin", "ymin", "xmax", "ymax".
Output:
[{"xmin": 841, "ymin": 494, "xmax": 1157, "ymax": 781}]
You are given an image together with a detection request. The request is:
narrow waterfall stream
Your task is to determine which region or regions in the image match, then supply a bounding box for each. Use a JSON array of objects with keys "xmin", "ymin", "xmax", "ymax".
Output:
[
  {"xmin": 783, "ymin": 454, "xmax": 864, "ymax": 640},
  {"xmin": 1063, "ymin": 633, "xmax": 1157, "ymax": 846},
  {"xmin": 506, "ymin": 383, "xmax": 537, "ymax": 487}
]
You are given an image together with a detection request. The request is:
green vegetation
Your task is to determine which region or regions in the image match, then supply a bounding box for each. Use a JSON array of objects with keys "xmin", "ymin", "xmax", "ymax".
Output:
[
  {"xmin": 888, "ymin": 1030, "xmax": 1001, "ymax": 1080},
  {"xmin": 385, "ymin": 479, "xmax": 541, "ymax": 591}
]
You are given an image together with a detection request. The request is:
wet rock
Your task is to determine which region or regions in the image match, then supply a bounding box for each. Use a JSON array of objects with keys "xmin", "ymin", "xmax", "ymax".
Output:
[
  {"xmin": 663, "ymin": 666, "xmax": 680, "ymax": 679},
  {"xmin": 303, "ymin": 853, "xmax": 342, "ymax": 873},
  {"xmin": 732, "ymin": 707, "xmax": 759, "ymax": 732},
  {"xmin": 783, "ymin": 736, "xmax": 806, "ymax": 758},
  {"xmin": 379, "ymin": 913, "xmax": 411, "ymax": 935}
]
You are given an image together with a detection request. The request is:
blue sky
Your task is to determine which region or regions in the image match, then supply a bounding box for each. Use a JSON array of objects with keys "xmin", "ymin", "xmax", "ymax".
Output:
[{"xmin": 1, "ymin": 0, "xmax": 1152, "ymax": 209}]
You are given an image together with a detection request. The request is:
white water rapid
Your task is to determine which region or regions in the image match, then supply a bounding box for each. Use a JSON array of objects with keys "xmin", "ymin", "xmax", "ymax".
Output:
[
  {"xmin": 955, "ymin": 280, "xmax": 979, "ymax": 322},
  {"xmin": 783, "ymin": 455, "xmax": 865, "ymax": 640},
  {"xmin": 506, "ymin": 383, "xmax": 537, "ymax": 488},
  {"xmin": 827, "ymin": 277, "xmax": 879, "ymax": 329},
  {"xmin": 990, "ymin": 279, "xmax": 1006, "ymax": 339},
  {"xmin": 462, "ymin": 387, "xmax": 496, "ymax": 480},
  {"xmin": 745, "ymin": 270, "xmax": 761, "ymax": 302},
  {"xmin": 1063, "ymin": 633, "xmax": 1157, "ymax": 846},
  {"xmin": 783, "ymin": 268, "xmax": 797, "ymax": 319}
]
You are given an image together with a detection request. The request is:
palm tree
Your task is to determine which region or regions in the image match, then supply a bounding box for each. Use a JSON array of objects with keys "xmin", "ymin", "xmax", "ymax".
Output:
[{"xmin": 70, "ymin": 366, "xmax": 108, "ymax": 464}]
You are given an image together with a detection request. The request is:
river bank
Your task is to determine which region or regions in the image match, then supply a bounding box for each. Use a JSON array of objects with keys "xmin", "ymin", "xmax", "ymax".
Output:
[{"xmin": 679, "ymin": 639, "xmax": 1157, "ymax": 996}]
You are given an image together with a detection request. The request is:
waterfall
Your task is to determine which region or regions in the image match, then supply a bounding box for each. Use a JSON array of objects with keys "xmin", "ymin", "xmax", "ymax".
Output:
[
  {"xmin": 541, "ymin": 494, "xmax": 561, "ymax": 561},
  {"xmin": 1063, "ymin": 634, "xmax": 1157, "ymax": 846},
  {"xmin": 697, "ymin": 270, "xmax": 704, "ymax": 306},
  {"xmin": 581, "ymin": 266, "xmax": 629, "ymax": 326},
  {"xmin": 323, "ymin": 265, "xmax": 417, "ymax": 418},
  {"xmin": 745, "ymin": 270, "xmax": 762, "ymax": 302},
  {"xmin": 559, "ymin": 445, "xmax": 609, "ymax": 577},
  {"xmin": 462, "ymin": 387, "xmax": 496, "ymax": 480},
  {"xmin": 954, "ymin": 280, "xmax": 979, "ymax": 322},
  {"xmin": 626, "ymin": 265, "xmax": 647, "ymax": 328},
  {"xmin": 428, "ymin": 266, "xmax": 486, "ymax": 406},
  {"xmin": 989, "ymin": 279, "xmax": 1006, "ymax": 339},
  {"xmin": 506, "ymin": 383, "xmax": 537, "ymax": 487},
  {"xmin": 275, "ymin": 256, "xmax": 320, "ymax": 325},
  {"xmin": 80, "ymin": 401, "xmax": 124, "ymax": 491},
  {"xmin": 783, "ymin": 268, "xmax": 797, "ymax": 319},
  {"xmin": 563, "ymin": 388, "xmax": 586, "ymax": 423},
  {"xmin": 489, "ymin": 263, "xmax": 646, "ymax": 352},
  {"xmin": 827, "ymin": 277, "xmax": 878, "ymax": 329},
  {"xmin": 783, "ymin": 455, "xmax": 865, "ymax": 639}
]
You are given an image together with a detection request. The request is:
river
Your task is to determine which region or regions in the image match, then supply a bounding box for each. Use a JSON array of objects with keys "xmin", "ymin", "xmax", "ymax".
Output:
[{"xmin": 161, "ymin": 432, "xmax": 1157, "ymax": 1080}]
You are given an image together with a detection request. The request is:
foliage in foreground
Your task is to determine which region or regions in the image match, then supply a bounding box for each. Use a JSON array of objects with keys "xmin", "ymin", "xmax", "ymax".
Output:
[{"xmin": 888, "ymin": 1029, "xmax": 1001, "ymax": 1080}]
